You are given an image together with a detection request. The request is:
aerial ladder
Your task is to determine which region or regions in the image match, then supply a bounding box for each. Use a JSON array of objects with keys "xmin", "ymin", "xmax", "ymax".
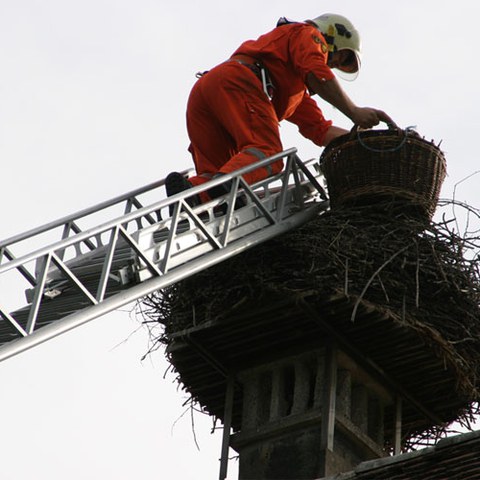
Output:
[{"xmin": 0, "ymin": 148, "xmax": 329, "ymax": 362}]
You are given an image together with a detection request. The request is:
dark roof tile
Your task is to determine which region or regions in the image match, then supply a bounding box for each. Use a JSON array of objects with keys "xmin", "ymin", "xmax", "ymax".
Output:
[{"xmin": 321, "ymin": 430, "xmax": 480, "ymax": 480}]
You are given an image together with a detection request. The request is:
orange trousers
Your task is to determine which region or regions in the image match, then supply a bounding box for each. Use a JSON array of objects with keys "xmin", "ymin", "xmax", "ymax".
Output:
[{"xmin": 186, "ymin": 60, "xmax": 284, "ymax": 202}]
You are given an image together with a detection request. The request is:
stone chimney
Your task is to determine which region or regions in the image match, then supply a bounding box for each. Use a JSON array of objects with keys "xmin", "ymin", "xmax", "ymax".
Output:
[{"xmin": 230, "ymin": 343, "xmax": 391, "ymax": 479}]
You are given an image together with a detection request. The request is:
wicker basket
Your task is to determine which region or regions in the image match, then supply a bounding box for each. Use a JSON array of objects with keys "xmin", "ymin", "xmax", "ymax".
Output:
[{"xmin": 319, "ymin": 128, "xmax": 447, "ymax": 219}]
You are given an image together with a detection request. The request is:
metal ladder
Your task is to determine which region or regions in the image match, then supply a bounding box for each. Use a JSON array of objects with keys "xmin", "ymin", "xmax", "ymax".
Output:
[{"xmin": 0, "ymin": 148, "xmax": 329, "ymax": 362}]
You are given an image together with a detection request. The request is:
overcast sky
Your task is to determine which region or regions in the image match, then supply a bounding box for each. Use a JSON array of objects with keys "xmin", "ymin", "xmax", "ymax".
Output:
[{"xmin": 1, "ymin": 1, "xmax": 479, "ymax": 479}]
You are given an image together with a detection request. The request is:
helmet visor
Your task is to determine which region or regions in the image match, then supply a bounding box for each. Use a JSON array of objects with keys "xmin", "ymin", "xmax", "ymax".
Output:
[{"xmin": 329, "ymin": 48, "xmax": 361, "ymax": 81}]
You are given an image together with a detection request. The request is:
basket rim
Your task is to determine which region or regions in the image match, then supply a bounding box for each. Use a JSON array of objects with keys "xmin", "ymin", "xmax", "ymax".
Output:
[{"xmin": 320, "ymin": 128, "xmax": 444, "ymax": 163}]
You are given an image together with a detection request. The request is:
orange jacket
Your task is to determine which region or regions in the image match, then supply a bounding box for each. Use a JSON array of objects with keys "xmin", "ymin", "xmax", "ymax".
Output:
[{"xmin": 233, "ymin": 22, "xmax": 334, "ymax": 145}]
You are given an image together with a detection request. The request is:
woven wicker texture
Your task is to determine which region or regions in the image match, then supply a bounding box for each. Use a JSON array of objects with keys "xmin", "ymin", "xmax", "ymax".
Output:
[{"xmin": 320, "ymin": 129, "xmax": 447, "ymax": 219}]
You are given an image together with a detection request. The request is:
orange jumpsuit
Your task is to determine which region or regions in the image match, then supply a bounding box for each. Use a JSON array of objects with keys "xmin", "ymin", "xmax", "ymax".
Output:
[{"xmin": 186, "ymin": 22, "xmax": 335, "ymax": 200}]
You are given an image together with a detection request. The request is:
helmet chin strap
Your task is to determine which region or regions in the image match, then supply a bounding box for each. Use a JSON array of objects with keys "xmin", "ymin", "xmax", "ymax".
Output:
[{"xmin": 327, "ymin": 52, "xmax": 334, "ymax": 67}]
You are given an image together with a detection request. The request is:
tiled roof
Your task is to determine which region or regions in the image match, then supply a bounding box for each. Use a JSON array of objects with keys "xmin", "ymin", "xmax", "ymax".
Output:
[{"xmin": 322, "ymin": 430, "xmax": 480, "ymax": 480}]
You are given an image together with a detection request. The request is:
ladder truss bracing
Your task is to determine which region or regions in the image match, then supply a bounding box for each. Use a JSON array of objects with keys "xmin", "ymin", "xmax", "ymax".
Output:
[{"xmin": 0, "ymin": 149, "xmax": 328, "ymax": 362}]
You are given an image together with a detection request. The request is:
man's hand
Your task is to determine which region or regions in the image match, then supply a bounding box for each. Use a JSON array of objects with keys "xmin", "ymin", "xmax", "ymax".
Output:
[{"xmin": 351, "ymin": 107, "xmax": 397, "ymax": 129}]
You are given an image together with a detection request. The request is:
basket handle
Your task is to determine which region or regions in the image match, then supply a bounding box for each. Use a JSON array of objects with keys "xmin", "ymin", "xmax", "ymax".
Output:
[{"xmin": 352, "ymin": 124, "xmax": 417, "ymax": 153}]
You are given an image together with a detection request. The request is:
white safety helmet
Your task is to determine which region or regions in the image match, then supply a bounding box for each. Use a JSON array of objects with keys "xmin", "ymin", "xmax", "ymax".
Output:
[{"xmin": 310, "ymin": 13, "xmax": 361, "ymax": 80}]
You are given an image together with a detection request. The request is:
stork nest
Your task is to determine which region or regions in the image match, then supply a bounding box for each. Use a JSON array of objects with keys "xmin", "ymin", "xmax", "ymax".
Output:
[{"xmin": 138, "ymin": 199, "xmax": 480, "ymax": 447}]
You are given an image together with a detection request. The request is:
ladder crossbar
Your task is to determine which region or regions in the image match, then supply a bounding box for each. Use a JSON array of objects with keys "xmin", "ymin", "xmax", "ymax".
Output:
[{"xmin": 95, "ymin": 227, "xmax": 121, "ymax": 302}]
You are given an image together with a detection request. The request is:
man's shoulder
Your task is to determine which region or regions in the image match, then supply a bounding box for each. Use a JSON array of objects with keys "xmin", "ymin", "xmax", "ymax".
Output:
[
  {"xmin": 274, "ymin": 21, "xmax": 312, "ymax": 32},
  {"xmin": 258, "ymin": 21, "xmax": 316, "ymax": 44},
  {"xmin": 274, "ymin": 22, "xmax": 328, "ymax": 51}
]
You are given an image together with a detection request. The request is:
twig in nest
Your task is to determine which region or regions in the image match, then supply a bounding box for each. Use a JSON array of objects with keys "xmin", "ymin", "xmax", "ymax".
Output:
[
  {"xmin": 344, "ymin": 257, "xmax": 349, "ymax": 295},
  {"xmin": 351, "ymin": 244, "xmax": 411, "ymax": 322},
  {"xmin": 415, "ymin": 241, "xmax": 420, "ymax": 308}
]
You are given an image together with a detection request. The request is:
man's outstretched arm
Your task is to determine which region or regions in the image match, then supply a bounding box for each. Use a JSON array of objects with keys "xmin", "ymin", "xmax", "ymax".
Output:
[{"xmin": 306, "ymin": 72, "xmax": 396, "ymax": 129}]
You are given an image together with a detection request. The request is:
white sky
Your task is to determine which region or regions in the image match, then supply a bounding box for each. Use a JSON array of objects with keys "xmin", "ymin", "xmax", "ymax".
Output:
[{"xmin": 0, "ymin": 1, "xmax": 479, "ymax": 479}]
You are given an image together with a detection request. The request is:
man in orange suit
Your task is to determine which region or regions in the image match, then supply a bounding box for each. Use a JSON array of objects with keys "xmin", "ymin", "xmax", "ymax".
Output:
[{"xmin": 166, "ymin": 13, "xmax": 394, "ymax": 206}]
